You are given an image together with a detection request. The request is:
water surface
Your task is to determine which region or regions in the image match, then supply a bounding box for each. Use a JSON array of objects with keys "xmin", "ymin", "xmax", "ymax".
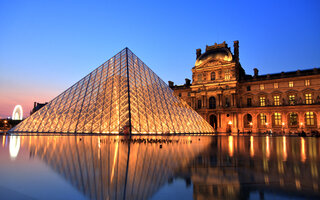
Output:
[{"xmin": 0, "ymin": 135, "xmax": 319, "ymax": 199}]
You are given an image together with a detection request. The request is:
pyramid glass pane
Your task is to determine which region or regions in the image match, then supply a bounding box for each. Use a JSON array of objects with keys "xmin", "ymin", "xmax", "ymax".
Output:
[{"xmin": 10, "ymin": 48, "xmax": 214, "ymax": 134}]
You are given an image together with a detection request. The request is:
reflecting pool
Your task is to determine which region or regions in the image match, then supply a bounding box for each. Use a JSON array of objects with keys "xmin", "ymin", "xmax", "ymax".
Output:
[{"xmin": 0, "ymin": 135, "xmax": 319, "ymax": 199}]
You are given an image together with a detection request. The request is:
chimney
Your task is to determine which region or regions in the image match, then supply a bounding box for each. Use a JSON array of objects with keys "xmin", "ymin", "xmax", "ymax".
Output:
[
  {"xmin": 196, "ymin": 49, "xmax": 202, "ymax": 59},
  {"xmin": 253, "ymin": 68, "xmax": 259, "ymax": 77},
  {"xmin": 168, "ymin": 81, "xmax": 174, "ymax": 88},
  {"xmin": 185, "ymin": 78, "xmax": 191, "ymax": 86},
  {"xmin": 313, "ymin": 68, "xmax": 318, "ymax": 74},
  {"xmin": 233, "ymin": 40, "xmax": 239, "ymax": 62}
]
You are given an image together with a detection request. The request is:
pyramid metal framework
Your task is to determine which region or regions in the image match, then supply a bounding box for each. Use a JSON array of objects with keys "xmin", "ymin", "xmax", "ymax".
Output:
[{"xmin": 10, "ymin": 48, "xmax": 214, "ymax": 134}]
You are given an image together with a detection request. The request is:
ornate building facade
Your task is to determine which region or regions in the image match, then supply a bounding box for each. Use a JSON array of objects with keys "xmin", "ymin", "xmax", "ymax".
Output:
[{"xmin": 170, "ymin": 41, "xmax": 320, "ymax": 134}]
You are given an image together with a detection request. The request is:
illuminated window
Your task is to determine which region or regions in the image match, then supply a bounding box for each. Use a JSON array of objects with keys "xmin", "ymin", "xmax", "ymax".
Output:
[
  {"xmin": 211, "ymin": 72, "xmax": 215, "ymax": 80},
  {"xmin": 260, "ymin": 97, "xmax": 266, "ymax": 107},
  {"xmin": 247, "ymin": 98, "xmax": 252, "ymax": 107},
  {"xmin": 274, "ymin": 95, "xmax": 280, "ymax": 106},
  {"xmin": 198, "ymin": 100, "xmax": 202, "ymax": 109},
  {"xmin": 274, "ymin": 82, "xmax": 278, "ymax": 89},
  {"xmin": 305, "ymin": 79, "xmax": 310, "ymax": 86},
  {"xmin": 306, "ymin": 112, "xmax": 315, "ymax": 126},
  {"xmin": 289, "ymin": 95, "xmax": 295, "ymax": 105},
  {"xmin": 274, "ymin": 113, "xmax": 282, "ymax": 126},
  {"xmin": 260, "ymin": 84, "xmax": 264, "ymax": 90},
  {"xmin": 289, "ymin": 112, "xmax": 298, "ymax": 126},
  {"xmin": 260, "ymin": 113, "xmax": 267, "ymax": 126},
  {"xmin": 225, "ymin": 69, "xmax": 230, "ymax": 81},
  {"xmin": 289, "ymin": 81, "xmax": 293, "ymax": 87},
  {"xmin": 305, "ymin": 93, "xmax": 312, "ymax": 104},
  {"xmin": 197, "ymin": 74, "xmax": 202, "ymax": 82}
]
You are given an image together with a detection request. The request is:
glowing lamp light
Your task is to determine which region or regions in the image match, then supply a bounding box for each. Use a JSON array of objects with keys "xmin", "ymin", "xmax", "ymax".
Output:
[
  {"xmin": 300, "ymin": 122, "xmax": 303, "ymax": 126},
  {"xmin": 266, "ymin": 122, "xmax": 269, "ymax": 126},
  {"xmin": 249, "ymin": 122, "xmax": 253, "ymax": 126},
  {"xmin": 228, "ymin": 121, "xmax": 232, "ymax": 125},
  {"xmin": 282, "ymin": 122, "xmax": 285, "ymax": 126},
  {"xmin": 12, "ymin": 105, "xmax": 23, "ymax": 120}
]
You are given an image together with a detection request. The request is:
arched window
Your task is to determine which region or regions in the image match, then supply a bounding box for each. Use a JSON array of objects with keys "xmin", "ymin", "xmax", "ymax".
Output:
[
  {"xmin": 244, "ymin": 114, "xmax": 253, "ymax": 128},
  {"xmin": 211, "ymin": 72, "xmax": 215, "ymax": 80},
  {"xmin": 305, "ymin": 112, "xmax": 315, "ymax": 126},
  {"xmin": 209, "ymin": 97, "xmax": 216, "ymax": 109},
  {"xmin": 273, "ymin": 112, "xmax": 282, "ymax": 127},
  {"xmin": 259, "ymin": 113, "xmax": 267, "ymax": 127},
  {"xmin": 289, "ymin": 112, "xmax": 298, "ymax": 126},
  {"xmin": 209, "ymin": 115, "xmax": 217, "ymax": 130}
]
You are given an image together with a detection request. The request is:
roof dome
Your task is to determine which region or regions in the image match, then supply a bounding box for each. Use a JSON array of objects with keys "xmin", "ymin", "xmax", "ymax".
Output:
[{"xmin": 195, "ymin": 48, "xmax": 232, "ymax": 67}]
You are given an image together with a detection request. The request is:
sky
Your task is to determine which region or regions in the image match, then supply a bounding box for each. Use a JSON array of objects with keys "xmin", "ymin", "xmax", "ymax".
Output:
[{"xmin": 0, "ymin": 0, "xmax": 320, "ymax": 118}]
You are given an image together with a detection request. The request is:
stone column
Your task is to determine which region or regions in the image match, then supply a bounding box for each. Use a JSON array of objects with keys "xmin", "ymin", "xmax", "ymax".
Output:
[
  {"xmin": 266, "ymin": 113, "xmax": 272, "ymax": 131},
  {"xmin": 298, "ymin": 111, "xmax": 304, "ymax": 128},
  {"xmin": 317, "ymin": 112, "xmax": 320, "ymax": 129},
  {"xmin": 282, "ymin": 112, "xmax": 287, "ymax": 133},
  {"xmin": 231, "ymin": 94, "xmax": 235, "ymax": 107},
  {"xmin": 252, "ymin": 113, "xmax": 258, "ymax": 133}
]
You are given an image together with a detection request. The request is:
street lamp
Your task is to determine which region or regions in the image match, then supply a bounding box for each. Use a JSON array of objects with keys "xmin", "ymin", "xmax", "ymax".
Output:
[
  {"xmin": 300, "ymin": 122, "xmax": 304, "ymax": 133},
  {"xmin": 249, "ymin": 122, "xmax": 253, "ymax": 134},
  {"xmin": 282, "ymin": 122, "xmax": 285, "ymax": 135},
  {"xmin": 266, "ymin": 122, "xmax": 270, "ymax": 135}
]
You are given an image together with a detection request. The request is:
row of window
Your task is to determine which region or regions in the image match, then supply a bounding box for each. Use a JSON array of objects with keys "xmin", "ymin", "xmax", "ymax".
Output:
[
  {"xmin": 196, "ymin": 93, "xmax": 314, "ymax": 109},
  {"xmin": 247, "ymin": 80, "xmax": 311, "ymax": 91},
  {"xmin": 255, "ymin": 93, "xmax": 313, "ymax": 107},
  {"xmin": 245, "ymin": 112, "xmax": 316, "ymax": 127},
  {"xmin": 197, "ymin": 70, "xmax": 231, "ymax": 82}
]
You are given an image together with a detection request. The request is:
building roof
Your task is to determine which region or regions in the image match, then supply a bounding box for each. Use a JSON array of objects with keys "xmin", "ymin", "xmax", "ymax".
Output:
[{"xmin": 242, "ymin": 68, "xmax": 320, "ymax": 82}]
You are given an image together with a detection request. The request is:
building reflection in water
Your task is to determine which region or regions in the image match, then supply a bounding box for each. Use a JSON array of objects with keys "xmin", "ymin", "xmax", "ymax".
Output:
[
  {"xmin": 8, "ymin": 135, "xmax": 320, "ymax": 199},
  {"xmin": 191, "ymin": 136, "xmax": 320, "ymax": 199}
]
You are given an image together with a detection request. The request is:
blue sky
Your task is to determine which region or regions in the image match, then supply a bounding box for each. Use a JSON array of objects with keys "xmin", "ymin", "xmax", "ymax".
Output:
[{"xmin": 0, "ymin": 0, "xmax": 320, "ymax": 117}]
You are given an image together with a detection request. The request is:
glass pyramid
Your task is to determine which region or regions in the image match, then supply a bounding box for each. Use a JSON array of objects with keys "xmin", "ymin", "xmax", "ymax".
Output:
[{"xmin": 10, "ymin": 48, "xmax": 213, "ymax": 134}]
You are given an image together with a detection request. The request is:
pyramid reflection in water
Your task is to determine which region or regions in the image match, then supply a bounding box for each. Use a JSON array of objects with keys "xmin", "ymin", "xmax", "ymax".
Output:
[
  {"xmin": 10, "ymin": 48, "xmax": 213, "ymax": 134},
  {"xmin": 25, "ymin": 135, "xmax": 212, "ymax": 200}
]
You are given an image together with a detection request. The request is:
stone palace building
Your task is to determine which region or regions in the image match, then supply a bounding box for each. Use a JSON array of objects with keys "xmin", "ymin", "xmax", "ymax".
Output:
[{"xmin": 170, "ymin": 41, "xmax": 320, "ymax": 134}]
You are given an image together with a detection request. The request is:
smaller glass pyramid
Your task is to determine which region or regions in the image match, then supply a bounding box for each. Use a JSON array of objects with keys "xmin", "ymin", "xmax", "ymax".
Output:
[{"xmin": 10, "ymin": 48, "xmax": 214, "ymax": 134}]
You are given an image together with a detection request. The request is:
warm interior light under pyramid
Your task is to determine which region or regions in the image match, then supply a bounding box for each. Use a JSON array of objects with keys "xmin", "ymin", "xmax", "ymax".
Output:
[{"xmin": 10, "ymin": 48, "xmax": 214, "ymax": 134}]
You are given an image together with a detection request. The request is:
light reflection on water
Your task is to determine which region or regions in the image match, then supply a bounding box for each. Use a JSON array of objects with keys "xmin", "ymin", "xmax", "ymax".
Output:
[{"xmin": 0, "ymin": 135, "xmax": 320, "ymax": 199}]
